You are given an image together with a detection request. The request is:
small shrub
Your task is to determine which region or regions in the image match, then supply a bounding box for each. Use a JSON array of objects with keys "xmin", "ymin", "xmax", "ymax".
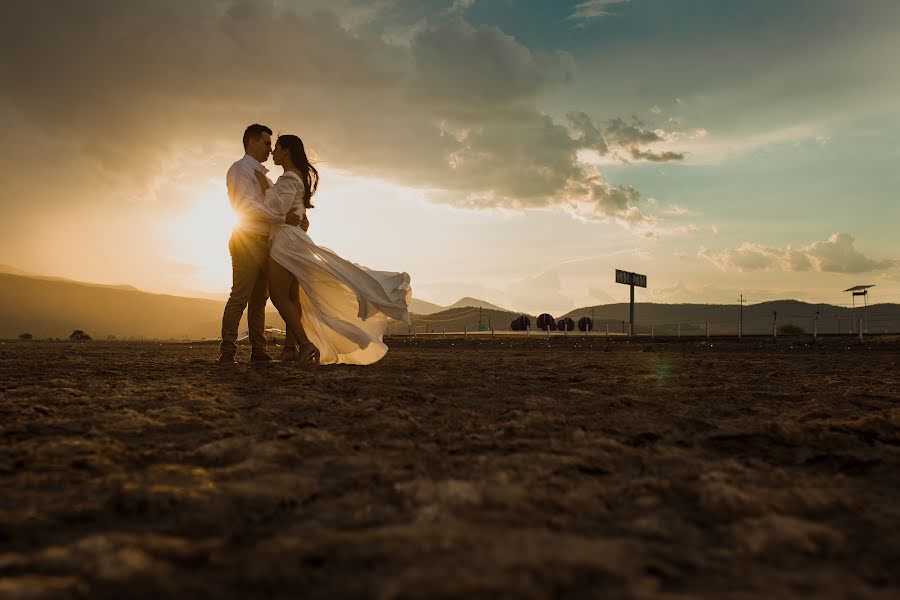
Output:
[
  {"xmin": 69, "ymin": 330, "xmax": 92, "ymax": 341},
  {"xmin": 18, "ymin": 333, "xmax": 33, "ymax": 340}
]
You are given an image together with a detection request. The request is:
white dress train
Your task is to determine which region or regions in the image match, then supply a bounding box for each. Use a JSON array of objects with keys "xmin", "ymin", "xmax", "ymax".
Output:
[{"xmin": 260, "ymin": 171, "xmax": 411, "ymax": 365}]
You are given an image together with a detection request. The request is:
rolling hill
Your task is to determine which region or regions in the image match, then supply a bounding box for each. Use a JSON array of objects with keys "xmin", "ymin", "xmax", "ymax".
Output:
[
  {"xmin": 0, "ymin": 272, "xmax": 284, "ymax": 340},
  {"xmin": 2, "ymin": 267, "xmax": 897, "ymax": 338},
  {"xmin": 559, "ymin": 301, "xmax": 900, "ymax": 336},
  {"xmin": 408, "ymin": 297, "xmax": 446, "ymax": 315},
  {"xmin": 446, "ymin": 297, "xmax": 508, "ymax": 311}
]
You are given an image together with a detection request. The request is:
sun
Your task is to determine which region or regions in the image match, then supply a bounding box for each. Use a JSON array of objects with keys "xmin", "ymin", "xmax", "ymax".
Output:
[{"xmin": 165, "ymin": 187, "xmax": 239, "ymax": 293}]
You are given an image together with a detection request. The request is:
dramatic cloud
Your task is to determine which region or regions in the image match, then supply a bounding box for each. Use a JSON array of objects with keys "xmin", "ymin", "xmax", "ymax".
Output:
[
  {"xmin": 443, "ymin": 0, "xmax": 476, "ymax": 17},
  {"xmin": 414, "ymin": 19, "xmax": 575, "ymax": 108},
  {"xmin": 804, "ymin": 233, "xmax": 896, "ymax": 273},
  {"xmin": 699, "ymin": 233, "xmax": 896, "ymax": 274},
  {"xmin": 661, "ymin": 204, "xmax": 697, "ymax": 217},
  {"xmin": 0, "ymin": 0, "xmax": 683, "ymax": 235},
  {"xmin": 568, "ymin": 0, "xmax": 631, "ymax": 22},
  {"xmin": 630, "ymin": 148, "xmax": 686, "ymax": 162},
  {"xmin": 570, "ymin": 115, "xmax": 685, "ymax": 163}
]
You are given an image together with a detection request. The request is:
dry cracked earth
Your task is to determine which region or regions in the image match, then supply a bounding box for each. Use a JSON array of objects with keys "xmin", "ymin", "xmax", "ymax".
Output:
[{"xmin": 1, "ymin": 337, "xmax": 899, "ymax": 599}]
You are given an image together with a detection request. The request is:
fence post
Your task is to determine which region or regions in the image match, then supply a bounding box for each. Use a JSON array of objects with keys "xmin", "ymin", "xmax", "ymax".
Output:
[
  {"xmin": 858, "ymin": 319, "xmax": 863, "ymax": 342},
  {"xmin": 526, "ymin": 325, "xmax": 530, "ymax": 337},
  {"xmin": 706, "ymin": 321, "xmax": 709, "ymax": 340},
  {"xmin": 442, "ymin": 328, "xmax": 446, "ymax": 339},
  {"xmin": 677, "ymin": 323, "xmax": 680, "ymax": 339},
  {"xmin": 606, "ymin": 323, "xmax": 609, "ymax": 339},
  {"xmin": 651, "ymin": 324, "xmax": 655, "ymax": 339},
  {"xmin": 813, "ymin": 313, "xmax": 818, "ymax": 342},
  {"xmin": 464, "ymin": 323, "xmax": 467, "ymax": 339}
]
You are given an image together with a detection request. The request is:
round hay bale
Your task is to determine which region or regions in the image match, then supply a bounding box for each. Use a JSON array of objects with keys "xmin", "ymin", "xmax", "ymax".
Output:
[
  {"xmin": 510, "ymin": 315, "xmax": 531, "ymax": 331},
  {"xmin": 536, "ymin": 313, "xmax": 556, "ymax": 331},
  {"xmin": 557, "ymin": 317, "xmax": 575, "ymax": 332},
  {"xmin": 578, "ymin": 316, "xmax": 593, "ymax": 332}
]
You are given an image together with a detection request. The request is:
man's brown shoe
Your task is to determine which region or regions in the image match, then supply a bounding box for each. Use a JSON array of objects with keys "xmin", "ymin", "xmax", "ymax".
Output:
[
  {"xmin": 250, "ymin": 351, "xmax": 273, "ymax": 363},
  {"xmin": 216, "ymin": 353, "xmax": 237, "ymax": 365}
]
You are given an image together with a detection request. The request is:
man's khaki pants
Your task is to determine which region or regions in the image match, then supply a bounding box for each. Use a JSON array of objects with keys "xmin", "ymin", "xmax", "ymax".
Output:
[{"xmin": 220, "ymin": 229, "xmax": 269, "ymax": 356}]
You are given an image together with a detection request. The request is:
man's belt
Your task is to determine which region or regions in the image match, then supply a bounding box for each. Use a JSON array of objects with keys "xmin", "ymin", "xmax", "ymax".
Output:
[{"xmin": 235, "ymin": 229, "xmax": 269, "ymax": 243}]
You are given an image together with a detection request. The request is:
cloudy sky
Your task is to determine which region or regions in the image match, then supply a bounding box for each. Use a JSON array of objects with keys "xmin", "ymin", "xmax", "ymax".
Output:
[{"xmin": 1, "ymin": 0, "xmax": 898, "ymax": 314}]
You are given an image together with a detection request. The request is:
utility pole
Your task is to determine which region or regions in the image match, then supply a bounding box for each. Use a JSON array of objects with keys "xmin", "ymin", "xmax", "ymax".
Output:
[{"xmin": 739, "ymin": 294, "xmax": 747, "ymax": 337}]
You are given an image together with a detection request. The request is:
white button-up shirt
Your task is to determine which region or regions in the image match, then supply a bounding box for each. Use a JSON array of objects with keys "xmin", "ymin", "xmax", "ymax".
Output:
[{"xmin": 226, "ymin": 154, "xmax": 285, "ymax": 236}]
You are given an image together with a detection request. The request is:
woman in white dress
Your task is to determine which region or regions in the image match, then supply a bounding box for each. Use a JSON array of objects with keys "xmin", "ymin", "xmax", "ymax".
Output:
[{"xmin": 254, "ymin": 134, "xmax": 412, "ymax": 366}]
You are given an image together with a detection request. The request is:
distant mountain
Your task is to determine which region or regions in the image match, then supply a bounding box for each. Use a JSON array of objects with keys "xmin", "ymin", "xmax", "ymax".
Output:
[
  {"xmin": 0, "ymin": 264, "xmax": 34, "ymax": 277},
  {"xmin": 388, "ymin": 305, "xmax": 522, "ymax": 335},
  {"xmin": 446, "ymin": 297, "xmax": 508, "ymax": 312},
  {"xmin": 406, "ymin": 296, "xmax": 509, "ymax": 317},
  {"xmin": 0, "ymin": 272, "xmax": 284, "ymax": 339},
  {"xmin": 3, "ymin": 266, "xmax": 896, "ymax": 338},
  {"xmin": 387, "ymin": 299, "xmax": 899, "ymax": 335},
  {"xmin": 560, "ymin": 300, "xmax": 900, "ymax": 335},
  {"xmin": 409, "ymin": 297, "xmax": 446, "ymax": 316},
  {"xmin": 0, "ymin": 264, "xmax": 138, "ymax": 292}
]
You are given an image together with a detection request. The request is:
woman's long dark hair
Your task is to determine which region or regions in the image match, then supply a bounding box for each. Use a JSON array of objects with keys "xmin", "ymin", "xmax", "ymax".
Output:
[{"xmin": 277, "ymin": 134, "xmax": 319, "ymax": 209}]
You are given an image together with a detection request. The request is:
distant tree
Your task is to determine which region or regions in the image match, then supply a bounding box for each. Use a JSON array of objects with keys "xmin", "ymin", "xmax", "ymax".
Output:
[
  {"xmin": 778, "ymin": 324, "xmax": 806, "ymax": 335},
  {"xmin": 18, "ymin": 333, "xmax": 33, "ymax": 340},
  {"xmin": 69, "ymin": 330, "xmax": 92, "ymax": 341}
]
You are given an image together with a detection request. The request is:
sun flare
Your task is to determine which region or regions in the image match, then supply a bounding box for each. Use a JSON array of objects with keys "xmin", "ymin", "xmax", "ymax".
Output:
[{"xmin": 164, "ymin": 186, "xmax": 238, "ymax": 293}]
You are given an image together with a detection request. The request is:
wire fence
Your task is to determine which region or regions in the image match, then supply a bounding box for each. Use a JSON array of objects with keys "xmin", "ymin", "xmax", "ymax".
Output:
[{"xmin": 397, "ymin": 307, "xmax": 900, "ymax": 337}]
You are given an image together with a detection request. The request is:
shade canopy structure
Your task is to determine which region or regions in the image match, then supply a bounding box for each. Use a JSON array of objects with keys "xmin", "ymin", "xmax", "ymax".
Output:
[{"xmin": 843, "ymin": 285, "xmax": 875, "ymax": 334}]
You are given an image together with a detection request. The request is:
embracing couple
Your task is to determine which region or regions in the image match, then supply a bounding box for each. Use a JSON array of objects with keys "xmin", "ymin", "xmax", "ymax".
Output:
[{"xmin": 218, "ymin": 124, "xmax": 412, "ymax": 366}]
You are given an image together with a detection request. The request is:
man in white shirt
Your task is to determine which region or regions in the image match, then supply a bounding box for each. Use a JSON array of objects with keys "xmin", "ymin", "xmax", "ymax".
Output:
[{"xmin": 218, "ymin": 124, "xmax": 308, "ymax": 363}]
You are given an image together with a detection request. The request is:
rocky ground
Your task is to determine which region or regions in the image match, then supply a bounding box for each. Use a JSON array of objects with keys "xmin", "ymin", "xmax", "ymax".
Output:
[{"xmin": 1, "ymin": 337, "xmax": 898, "ymax": 599}]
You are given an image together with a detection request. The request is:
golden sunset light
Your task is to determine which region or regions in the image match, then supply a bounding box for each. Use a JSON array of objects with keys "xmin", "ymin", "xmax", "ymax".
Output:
[
  {"xmin": 163, "ymin": 184, "xmax": 242, "ymax": 292},
  {"xmin": 2, "ymin": 1, "xmax": 899, "ymax": 597}
]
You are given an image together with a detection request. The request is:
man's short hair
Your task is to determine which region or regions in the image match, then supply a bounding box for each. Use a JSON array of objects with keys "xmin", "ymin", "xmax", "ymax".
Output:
[{"xmin": 243, "ymin": 124, "xmax": 273, "ymax": 149}]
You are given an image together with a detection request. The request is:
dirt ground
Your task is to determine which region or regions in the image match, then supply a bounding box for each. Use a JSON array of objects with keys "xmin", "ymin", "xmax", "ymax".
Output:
[{"xmin": 1, "ymin": 337, "xmax": 898, "ymax": 599}]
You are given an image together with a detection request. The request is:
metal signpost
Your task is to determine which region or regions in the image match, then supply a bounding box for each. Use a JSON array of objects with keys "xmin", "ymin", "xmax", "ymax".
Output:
[{"xmin": 615, "ymin": 269, "xmax": 647, "ymax": 337}]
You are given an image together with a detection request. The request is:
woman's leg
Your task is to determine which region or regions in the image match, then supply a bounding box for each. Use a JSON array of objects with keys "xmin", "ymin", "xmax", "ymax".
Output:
[
  {"xmin": 268, "ymin": 258, "xmax": 305, "ymax": 352},
  {"xmin": 289, "ymin": 278, "xmax": 303, "ymax": 341},
  {"xmin": 268, "ymin": 257, "xmax": 318, "ymax": 364},
  {"xmin": 281, "ymin": 279, "xmax": 303, "ymax": 352}
]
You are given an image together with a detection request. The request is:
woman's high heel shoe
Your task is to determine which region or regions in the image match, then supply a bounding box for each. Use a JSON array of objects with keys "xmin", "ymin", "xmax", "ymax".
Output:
[{"xmin": 297, "ymin": 342, "xmax": 320, "ymax": 367}]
